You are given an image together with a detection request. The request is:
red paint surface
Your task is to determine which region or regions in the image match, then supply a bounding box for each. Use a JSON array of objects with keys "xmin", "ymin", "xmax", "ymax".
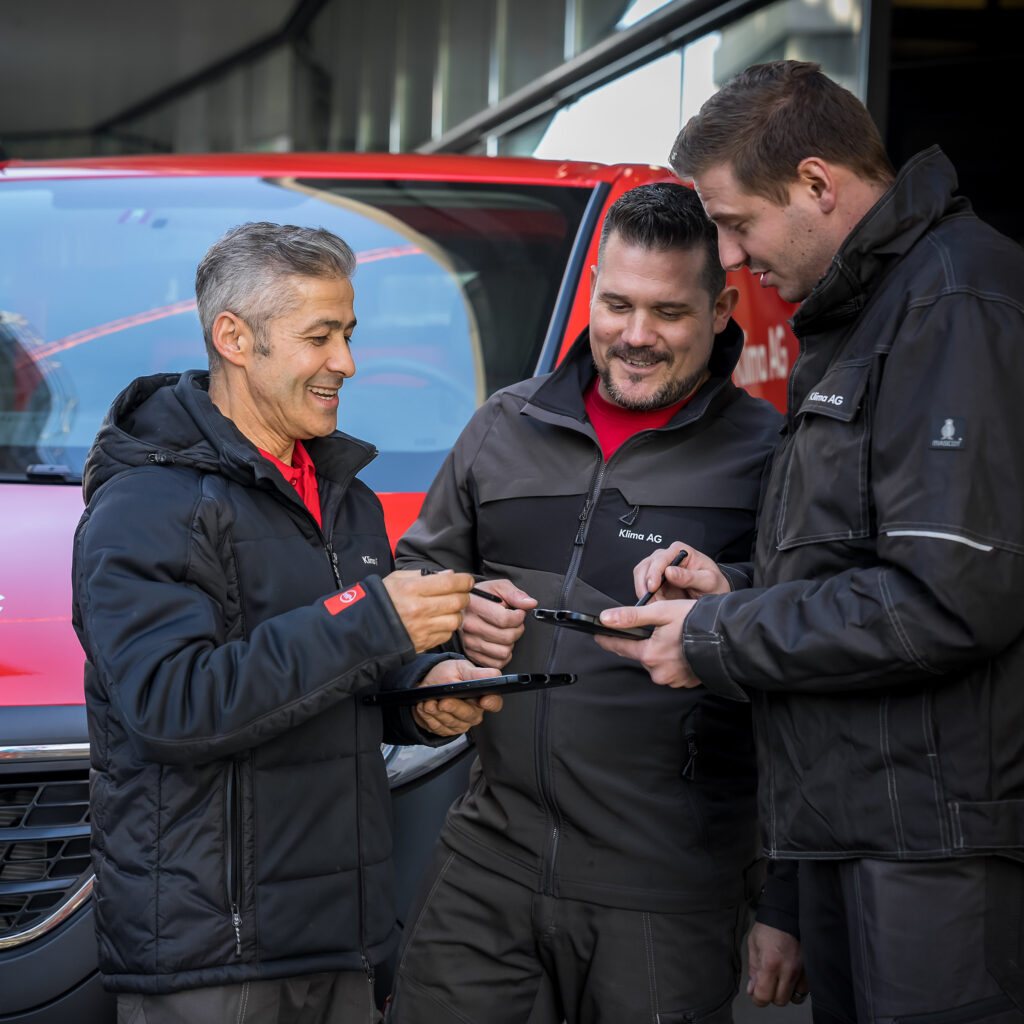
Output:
[
  {"xmin": 0, "ymin": 154, "xmax": 794, "ymax": 712},
  {"xmin": 0, "ymin": 486, "xmax": 428, "ymax": 708}
]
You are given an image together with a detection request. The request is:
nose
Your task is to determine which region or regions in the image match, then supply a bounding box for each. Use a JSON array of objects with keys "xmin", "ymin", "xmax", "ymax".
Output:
[
  {"xmin": 718, "ymin": 235, "xmax": 748, "ymax": 274},
  {"xmin": 327, "ymin": 337, "xmax": 356, "ymax": 378},
  {"xmin": 621, "ymin": 309, "xmax": 656, "ymax": 346}
]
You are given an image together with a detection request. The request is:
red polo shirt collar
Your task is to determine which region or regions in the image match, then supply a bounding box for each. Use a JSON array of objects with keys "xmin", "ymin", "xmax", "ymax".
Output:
[{"xmin": 258, "ymin": 440, "xmax": 322, "ymax": 528}]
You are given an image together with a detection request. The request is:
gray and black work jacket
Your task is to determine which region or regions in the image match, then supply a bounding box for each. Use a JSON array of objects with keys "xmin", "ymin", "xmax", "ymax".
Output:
[
  {"xmin": 684, "ymin": 147, "xmax": 1024, "ymax": 861},
  {"xmin": 397, "ymin": 323, "xmax": 782, "ymax": 912},
  {"xmin": 73, "ymin": 370, "xmax": 449, "ymax": 994}
]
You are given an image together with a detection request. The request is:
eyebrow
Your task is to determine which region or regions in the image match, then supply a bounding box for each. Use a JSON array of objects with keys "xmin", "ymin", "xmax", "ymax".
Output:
[
  {"xmin": 301, "ymin": 317, "xmax": 358, "ymax": 333},
  {"xmin": 598, "ymin": 289, "xmax": 695, "ymax": 311}
]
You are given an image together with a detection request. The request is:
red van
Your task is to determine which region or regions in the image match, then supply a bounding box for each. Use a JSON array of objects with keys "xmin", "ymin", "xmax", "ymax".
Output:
[{"xmin": 0, "ymin": 153, "xmax": 795, "ymax": 1021}]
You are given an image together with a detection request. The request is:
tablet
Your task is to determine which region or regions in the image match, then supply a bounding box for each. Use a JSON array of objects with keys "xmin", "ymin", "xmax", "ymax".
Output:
[
  {"xmin": 532, "ymin": 608, "xmax": 653, "ymax": 640},
  {"xmin": 361, "ymin": 672, "xmax": 576, "ymax": 707}
]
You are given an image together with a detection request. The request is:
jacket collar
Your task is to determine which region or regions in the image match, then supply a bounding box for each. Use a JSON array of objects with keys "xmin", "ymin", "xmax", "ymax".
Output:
[
  {"xmin": 83, "ymin": 370, "xmax": 376, "ymax": 503},
  {"xmin": 794, "ymin": 146, "xmax": 970, "ymax": 332}
]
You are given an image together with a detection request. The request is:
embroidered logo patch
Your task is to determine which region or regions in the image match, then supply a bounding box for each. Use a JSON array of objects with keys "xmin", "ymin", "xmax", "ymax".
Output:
[
  {"xmin": 361, "ymin": 554, "xmax": 379, "ymax": 566},
  {"xmin": 807, "ymin": 390, "xmax": 846, "ymax": 407},
  {"xmin": 930, "ymin": 417, "xmax": 965, "ymax": 450},
  {"xmin": 324, "ymin": 584, "xmax": 367, "ymax": 615}
]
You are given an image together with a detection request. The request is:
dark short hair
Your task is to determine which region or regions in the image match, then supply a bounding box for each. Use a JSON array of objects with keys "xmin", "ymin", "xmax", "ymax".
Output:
[
  {"xmin": 195, "ymin": 222, "xmax": 356, "ymax": 370},
  {"xmin": 669, "ymin": 60, "xmax": 894, "ymax": 205},
  {"xmin": 598, "ymin": 182, "xmax": 726, "ymax": 300}
]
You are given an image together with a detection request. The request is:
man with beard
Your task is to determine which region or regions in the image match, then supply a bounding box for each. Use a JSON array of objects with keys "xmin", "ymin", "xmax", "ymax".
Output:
[{"xmin": 384, "ymin": 183, "xmax": 784, "ymax": 1023}]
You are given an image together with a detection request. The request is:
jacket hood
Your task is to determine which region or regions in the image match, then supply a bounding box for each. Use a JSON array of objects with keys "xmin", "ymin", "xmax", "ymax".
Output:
[
  {"xmin": 82, "ymin": 370, "xmax": 376, "ymax": 504},
  {"xmin": 795, "ymin": 146, "xmax": 972, "ymax": 331},
  {"xmin": 527, "ymin": 316, "xmax": 748, "ymax": 423}
]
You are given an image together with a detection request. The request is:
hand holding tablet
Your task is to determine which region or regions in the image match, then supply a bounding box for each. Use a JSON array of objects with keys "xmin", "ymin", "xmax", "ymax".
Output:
[{"xmin": 362, "ymin": 672, "xmax": 576, "ymax": 707}]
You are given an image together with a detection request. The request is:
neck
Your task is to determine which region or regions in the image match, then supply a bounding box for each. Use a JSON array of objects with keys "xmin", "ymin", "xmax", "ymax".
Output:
[{"xmin": 208, "ymin": 372, "xmax": 295, "ymax": 464}]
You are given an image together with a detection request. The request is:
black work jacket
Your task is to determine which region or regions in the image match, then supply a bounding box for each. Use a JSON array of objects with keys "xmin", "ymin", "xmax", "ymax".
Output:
[
  {"xmin": 685, "ymin": 148, "xmax": 1024, "ymax": 860},
  {"xmin": 397, "ymin": 323, "xmax": 782, "ymax": 911},
  {"xmin": 73, "ymin": 371, "xmax": 445, "ymax": 993}
]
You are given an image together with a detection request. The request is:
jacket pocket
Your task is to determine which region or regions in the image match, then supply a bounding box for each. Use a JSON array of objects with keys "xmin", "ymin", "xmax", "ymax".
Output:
[
  {"xmin": 949, "ymin": 798, "xmax": 1024, "ymax": 853},
  {"xmin": 676, "ymin": 710, "xmax": 712, "ymax": 851},
  {"xmin": 772, "ymin": 361, "xmax": 873, "ymax": 550}
]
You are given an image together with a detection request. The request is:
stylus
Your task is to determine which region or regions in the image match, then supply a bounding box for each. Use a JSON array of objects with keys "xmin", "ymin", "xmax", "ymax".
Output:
[
  {"xmin": 634, "ymin": 549, "xmax": 688, "ymax": 607},
  {"xmin": 419, "ymin": 567, "xmax": 504, "ymax": 603}
]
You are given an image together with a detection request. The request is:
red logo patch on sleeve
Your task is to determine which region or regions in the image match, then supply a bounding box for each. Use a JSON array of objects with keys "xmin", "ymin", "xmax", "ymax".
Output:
[{"xmin": 324, "ymin": 583, "xmax": 367, "ymax": 616}]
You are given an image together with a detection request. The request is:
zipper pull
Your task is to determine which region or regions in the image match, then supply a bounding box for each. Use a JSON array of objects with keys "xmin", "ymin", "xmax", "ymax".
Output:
[
  {"xmin": 681, "ymin": 735, "xmax": 699, "ymax": 780},
  {"xmin": 574, "ymin": 499, "xmax": 592, "ymax": 545},
  {"xmin": 232, "ymin": 907, "xmax": 243, "ymax": 956},
  {"xmin": 326, "ymin": 541, "xmax": 342, "ymax": 587},
  {"xmin": 619, "ymin": 504, "xmax": 640, "ymax": 526},
  {"xmin": 361, "ymin": 955, "xmax": 375, "ymax": 984}
]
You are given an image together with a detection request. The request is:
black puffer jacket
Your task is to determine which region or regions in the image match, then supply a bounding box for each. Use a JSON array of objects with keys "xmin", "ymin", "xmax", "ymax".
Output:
[
  {"xmin": 397, "ymin": 323, "xmax": 781, "ymax": 911},
  {"xmin": 72, "ymin": 371, "xmax": 448, "ymax": 993},
  {"xmin": 684, "ymin": 148, "xmax": 1024, "ymax": 860}
]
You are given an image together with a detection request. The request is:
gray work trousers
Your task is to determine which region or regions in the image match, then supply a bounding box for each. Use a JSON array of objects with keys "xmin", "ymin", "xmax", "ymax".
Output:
[
  {"xmin": 798, "ymin": 855, "xmax": 1024, "ymax": 1024},
  {"xmin": 385, "ymin": 843, "xmax": 759, "ymax": 1024},
  {"xmin": 116, "ymin": 969, "xmax": 383, "ymax": 1024}
]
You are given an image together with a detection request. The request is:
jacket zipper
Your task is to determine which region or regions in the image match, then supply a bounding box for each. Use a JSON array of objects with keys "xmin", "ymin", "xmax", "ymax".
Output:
[
  {"xmin": 225, "ymin": 760, "xmax": 243, "ymax": 956},
  {"xmin": 325, "ymin": 539, "xmax": 342, "ymax": 588},
  {"xmin": 352, "ymin": 682, "xmax": 375, "ymax": 981},
  {"xmin": 537, "ymin": 454, "xmax": 607, "ymax": 896}
]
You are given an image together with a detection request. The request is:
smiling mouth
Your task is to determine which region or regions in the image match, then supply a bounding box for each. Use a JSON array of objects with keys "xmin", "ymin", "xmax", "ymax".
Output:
[
  {"xmin": 614, "ymin": 352, "xmax": 666, "ymax": 371},
  {"xmin": 308, "ymin": 385, "xmax": 340, "ymax": 400}
]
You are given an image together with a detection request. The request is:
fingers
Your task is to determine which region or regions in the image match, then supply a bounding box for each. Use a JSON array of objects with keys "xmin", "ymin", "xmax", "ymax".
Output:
[
  {"xmin": 383, "ymin": 570, "xmax": 475, "ymax": 652},
  {"xmin": 599, "ymin": 600, "xmax": 692, "ymax": 632},
  {"xmin": 459, "ymin": 581, "xmax": 532, "ymax": 668},
  {"xmin": 595, "ymin": 601, "xmax": 698, "ymax": 688},
  {"xmin": 412, "ymin": 693, "xmax": 504, "ymax": 735},
  {"xmin": 478, "ymin": 579, "xmax": 537, "ymax": 610},
  {"xmin": 747, "ymin": 924, "xmax": 804, "ymax": 1008},
  {"xmin": 633, "ymin": 543, "xmax": 688, "ymax": 600}
]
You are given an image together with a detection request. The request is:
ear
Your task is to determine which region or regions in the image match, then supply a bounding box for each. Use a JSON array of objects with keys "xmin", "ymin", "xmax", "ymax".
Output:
[
  {"xmin": 795, "ymin": 157, "xmax": 837, "ymax": 214},
  {"xmin": 712, "ymin": 285, "xmax": 740, "ymax": 334},
  {"xmin": 210, "ymin": 311, "xmax": 252, "ymax": 368},
  {"xmin": 590, "ymin": 263, "xmax": 598, "ymax": 300}
]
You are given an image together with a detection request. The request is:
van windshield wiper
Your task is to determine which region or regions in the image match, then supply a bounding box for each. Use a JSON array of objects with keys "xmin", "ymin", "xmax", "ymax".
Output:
[{"xmin": 22, "ymin": 463, "xmax": 82, "ymax": 483}]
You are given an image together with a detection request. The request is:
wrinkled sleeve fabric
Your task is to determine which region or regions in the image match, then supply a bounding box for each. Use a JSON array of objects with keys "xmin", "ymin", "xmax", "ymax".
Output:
[
  {"xmin": 685, "ymin": 291, "xmax": 1024, "ymax": 699},
  {"xmin": 73, "ymin": 469, "xmax": 417, "ymax": 764}
]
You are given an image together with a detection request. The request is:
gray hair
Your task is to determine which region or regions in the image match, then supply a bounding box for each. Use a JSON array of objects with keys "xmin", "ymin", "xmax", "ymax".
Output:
[{"xmin": 195, "ymin": 222, "xmax": 357, "ymax": 369}]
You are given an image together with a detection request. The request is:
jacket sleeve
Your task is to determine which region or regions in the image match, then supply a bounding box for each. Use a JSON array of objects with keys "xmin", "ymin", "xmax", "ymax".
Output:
[
  {"xmin": 685, "ymin": 290, "xmax": 1024, "ymax": 698},
  {"xmin": 73, "ymin": 469, "xmax": 416, "ymax": 764}
]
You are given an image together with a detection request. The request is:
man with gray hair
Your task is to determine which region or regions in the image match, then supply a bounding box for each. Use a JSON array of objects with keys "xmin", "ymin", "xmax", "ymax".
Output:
[{"xmin": 72, "ymin": 221, "xmax": 502, "ymax": 1023}]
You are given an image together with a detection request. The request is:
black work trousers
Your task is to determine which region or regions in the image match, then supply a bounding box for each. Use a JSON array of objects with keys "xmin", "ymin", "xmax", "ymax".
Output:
[
  {"xmin": 798, "ymin": 855, "xmax": 1024, "ymax": 1024},
  {"xmin": 116, "ymin": 969, "xmax": 383, "ymax": 1024},
  {"xmin": 385, "ymin": 843, "xmax": 756, "ymax": 1024}
]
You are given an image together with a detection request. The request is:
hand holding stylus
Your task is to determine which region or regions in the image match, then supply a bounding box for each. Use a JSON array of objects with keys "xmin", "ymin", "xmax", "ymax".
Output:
[
  {"xmin": 635, "ymin": 549, "xmax": 688, "ymax": 606},
  {"xmin": 631, "ymin": 543, "xmax": 732, "ymax": 603}
]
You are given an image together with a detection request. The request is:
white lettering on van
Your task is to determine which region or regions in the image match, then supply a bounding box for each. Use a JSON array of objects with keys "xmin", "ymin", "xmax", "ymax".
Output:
[{"xmin": 734, "ymin": 323, "xmax": 790, "ymax": 385}]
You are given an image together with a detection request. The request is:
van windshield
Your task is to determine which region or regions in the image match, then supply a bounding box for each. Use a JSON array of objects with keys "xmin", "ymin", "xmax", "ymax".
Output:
[{"xmin": 0, "ymin": 175, "xmax": 590, "ymax": 490}]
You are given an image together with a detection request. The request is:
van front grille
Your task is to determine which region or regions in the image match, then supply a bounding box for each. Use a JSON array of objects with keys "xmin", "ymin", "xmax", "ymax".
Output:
[{"xmin": 0, "ymin": 767, "xmax": 92, "ymax": 944}]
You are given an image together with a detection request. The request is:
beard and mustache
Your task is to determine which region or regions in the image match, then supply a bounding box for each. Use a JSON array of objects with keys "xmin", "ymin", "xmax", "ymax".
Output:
[{"xmin": 596, "ymin": 345, "xmax": 709, "ymax": 412}]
